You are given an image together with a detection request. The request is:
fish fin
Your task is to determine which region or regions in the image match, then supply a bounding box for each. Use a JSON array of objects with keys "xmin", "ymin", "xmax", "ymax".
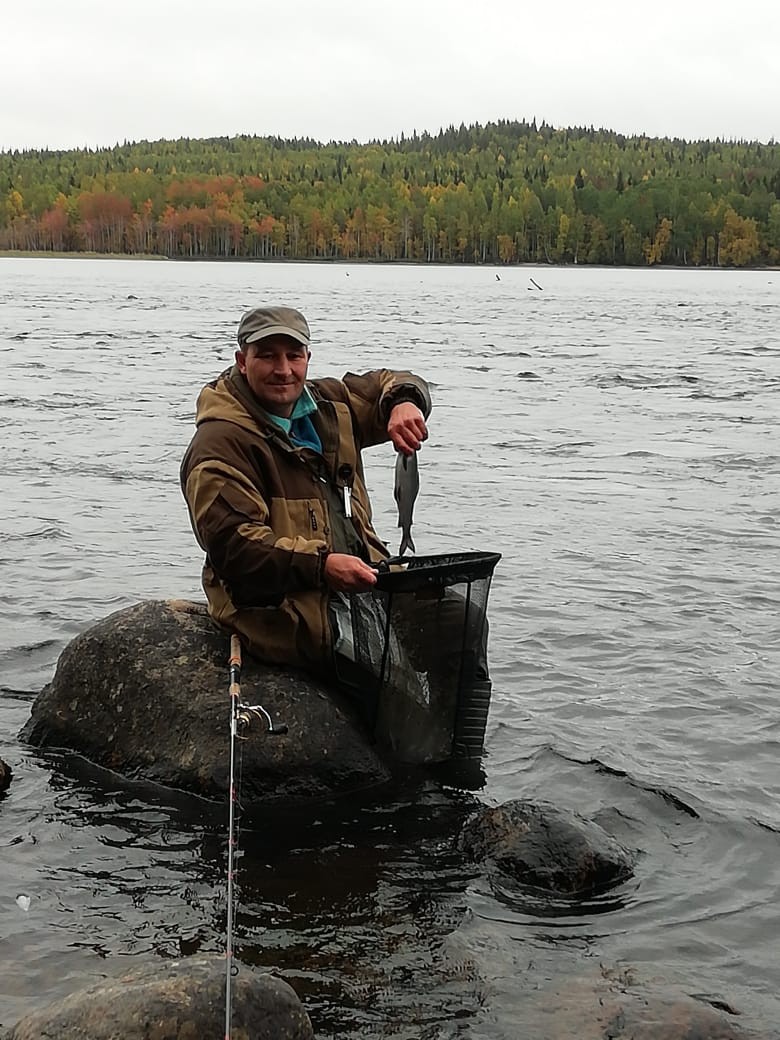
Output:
[{"xmin": 399, "ymin": 532, "xmax": 415, "ymax": 556}]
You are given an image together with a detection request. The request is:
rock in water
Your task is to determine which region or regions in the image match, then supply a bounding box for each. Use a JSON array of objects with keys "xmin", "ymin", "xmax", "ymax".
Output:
[
  {"xmin": 3, "ymin": 953, "xmax": 313, "ymax": 1039},
  {"xmin": 20, "ymin": 599, "xmax": 391, "ymax": 808},
  {"xmin": 458, "ymin": 799, "xmax": 635, "ymax": 895},
  {"xmin": 0, "ymin": 757, "xmax": 11, "ymax": 793},
  {"xmin": 502, "ymin": 967, "xmax": 753, "ymax": 1040}
]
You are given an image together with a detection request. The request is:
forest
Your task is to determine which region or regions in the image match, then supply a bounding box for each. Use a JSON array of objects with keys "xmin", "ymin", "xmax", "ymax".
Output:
[{"xmin": 1, "ymin": 120, "xmax": 779, "ymax": 267}]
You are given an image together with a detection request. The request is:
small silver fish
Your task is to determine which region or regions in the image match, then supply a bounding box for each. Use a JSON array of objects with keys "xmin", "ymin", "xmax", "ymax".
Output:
[{"xmin": 394, "ymin": 451, "xmax": 419, "ymax": 556}]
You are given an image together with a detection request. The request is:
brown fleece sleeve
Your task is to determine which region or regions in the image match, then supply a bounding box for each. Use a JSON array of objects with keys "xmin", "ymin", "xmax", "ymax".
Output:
[{"xmin": 339, "ymin": 369, "xmax": 432, "ymax": 447}]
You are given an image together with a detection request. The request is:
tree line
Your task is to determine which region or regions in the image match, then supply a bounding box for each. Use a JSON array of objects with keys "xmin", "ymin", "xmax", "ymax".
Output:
[{"xmin": 2, "ymin": 120, "xmax": 779, "ymax": 267}]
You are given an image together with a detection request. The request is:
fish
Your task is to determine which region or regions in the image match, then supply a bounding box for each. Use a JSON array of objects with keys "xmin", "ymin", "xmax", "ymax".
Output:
[{"xmin": 394, "ymin": 451, "xmax": 419, "ymax": 556}]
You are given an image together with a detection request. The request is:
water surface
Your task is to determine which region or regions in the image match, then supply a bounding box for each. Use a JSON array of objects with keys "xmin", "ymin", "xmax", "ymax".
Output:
[{"xmin": 1, "ymin": 258, "xmax": 779, "ymax": 1036}]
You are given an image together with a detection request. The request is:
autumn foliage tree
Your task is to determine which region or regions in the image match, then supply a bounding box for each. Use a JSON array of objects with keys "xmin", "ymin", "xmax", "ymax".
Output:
[{"xmin": 1, "ymin": 121, "xmax": 779, "ymax": 267}]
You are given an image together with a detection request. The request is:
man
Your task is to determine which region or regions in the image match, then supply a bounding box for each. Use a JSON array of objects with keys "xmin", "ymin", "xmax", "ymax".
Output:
[{"xmin": 180, "ymin": 304, "xmax": 431, "ymax": 677}]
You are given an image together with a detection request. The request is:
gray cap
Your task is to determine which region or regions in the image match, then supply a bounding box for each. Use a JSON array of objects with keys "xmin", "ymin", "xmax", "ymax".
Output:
[{"xmin": 237, "ymin": 306, "xmax": 310, "ymax": 348}]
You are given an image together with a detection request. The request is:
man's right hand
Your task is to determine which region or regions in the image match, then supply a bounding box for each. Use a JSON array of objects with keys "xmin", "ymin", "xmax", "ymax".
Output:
[{"xmin": 323, "ymin": 553, "xmax": 378, "ymax": 593}]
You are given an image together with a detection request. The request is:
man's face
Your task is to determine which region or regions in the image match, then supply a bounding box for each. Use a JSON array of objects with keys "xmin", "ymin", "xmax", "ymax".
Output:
[{"xmin": 235, "ymin": 335, "xmax": 311, "ymax": 417}]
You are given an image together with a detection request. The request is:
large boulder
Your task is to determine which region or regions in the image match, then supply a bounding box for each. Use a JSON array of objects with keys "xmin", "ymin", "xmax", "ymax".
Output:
[
  {"xmin": 2, "ymin": 953, "xmax": 313, "ymax": 1040},
  {"xmin": 458, "ymin": 799, "xmax": 636, "ymax": 896},
  {"xmin": 20, "ymin": 599, "xmax": 391, "ymax": 809}
]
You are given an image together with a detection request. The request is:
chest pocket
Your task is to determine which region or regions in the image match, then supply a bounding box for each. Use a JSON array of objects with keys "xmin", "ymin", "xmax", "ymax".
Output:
[
  {"xmin": 330, "ymin": 401, "xmax": 359, "ymax": 480},
  {"xmin": 306, "ymin": 497, "xmax": 328, "ymax": 537},
  {"xmin": 272, "ymin": 497, "xmax": 330, "ymax": 542}
]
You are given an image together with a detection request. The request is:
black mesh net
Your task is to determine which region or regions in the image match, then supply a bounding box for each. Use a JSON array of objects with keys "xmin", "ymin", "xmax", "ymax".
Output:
[{"xmin": 335, "ymin": 552, "xmax": 501, "ymax": 761}]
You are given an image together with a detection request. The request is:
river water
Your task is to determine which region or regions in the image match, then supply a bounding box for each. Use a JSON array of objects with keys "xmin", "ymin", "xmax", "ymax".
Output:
[{"xmin": 1, "ymin": 258, "xmax": 779, "ymax": 1037}]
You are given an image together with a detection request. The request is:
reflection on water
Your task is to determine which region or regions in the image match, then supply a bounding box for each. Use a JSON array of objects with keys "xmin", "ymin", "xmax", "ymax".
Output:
[{"xmin": 1, "ymin": 260, "xmax": 780, "ymax": 1035}]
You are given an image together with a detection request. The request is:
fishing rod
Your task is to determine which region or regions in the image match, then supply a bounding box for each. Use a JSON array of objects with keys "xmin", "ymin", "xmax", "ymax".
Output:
[{"xmin": 224, "ymin": 633, "xmax": 287, "ymax": 1040}]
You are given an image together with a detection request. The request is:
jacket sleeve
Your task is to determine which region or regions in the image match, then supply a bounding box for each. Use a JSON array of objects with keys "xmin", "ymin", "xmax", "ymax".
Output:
[
  {"xmin": 332, "ymin": 369, "xmax": 432, "ymax": 448},
  {"xmin": 181, "ymin": 452, "xmax": 328, "ymax": 608}
]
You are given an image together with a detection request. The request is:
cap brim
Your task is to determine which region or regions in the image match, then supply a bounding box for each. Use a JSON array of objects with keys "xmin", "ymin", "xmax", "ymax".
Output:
[{"xmin": 243, "ymin": 325, "xmax": 309, "ymax": 347}]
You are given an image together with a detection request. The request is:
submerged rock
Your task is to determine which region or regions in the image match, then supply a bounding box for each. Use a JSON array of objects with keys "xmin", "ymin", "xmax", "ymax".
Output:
[
  {"xmin": 458, "ymin": 799, "xmax": 635, "ymax": 896},
  {"xmin": 0, "ymin": 757, "xmax": 10, "ymax": 793},
  {"xmin": 2, "ymin": 953, "xmax": 313, "ymax": 1040},
  {"xmin": 511, "ymin": 966, "xmax": 754, "ymax": 1040},
  {"xmin": 20, "ymin": 599, "xmax": 391, "ymax": 808}
]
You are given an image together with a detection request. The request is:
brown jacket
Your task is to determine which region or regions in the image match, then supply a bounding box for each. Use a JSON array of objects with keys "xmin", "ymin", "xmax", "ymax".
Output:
[{"xmin": 180, "ymin": 365, "xmax": 431, "ymax": 669}]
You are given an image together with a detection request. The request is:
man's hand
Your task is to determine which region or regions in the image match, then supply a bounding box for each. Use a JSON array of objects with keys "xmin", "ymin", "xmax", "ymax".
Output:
[
  {"xmin": 324, "ymin": 553, "xmax": 378, "ymax": 593},
  {"xmin": 388, "ymin": 401, "xmax": 428, "ymax": 456}
]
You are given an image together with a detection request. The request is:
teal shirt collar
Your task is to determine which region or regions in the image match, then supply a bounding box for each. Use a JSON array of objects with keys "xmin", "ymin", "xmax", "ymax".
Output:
[
  {"xmin": 264, "ymin": 387, "xmax": 322, "ymax": 454},
  {"xmin": 264, "ymin": 386, "xmax": 317, "ymax": 433}
]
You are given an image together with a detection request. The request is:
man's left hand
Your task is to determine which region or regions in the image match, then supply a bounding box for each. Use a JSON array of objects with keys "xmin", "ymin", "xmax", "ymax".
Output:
[{"xmin": 388, "ymin": 402, "xmax": 428, "ymax": 456}]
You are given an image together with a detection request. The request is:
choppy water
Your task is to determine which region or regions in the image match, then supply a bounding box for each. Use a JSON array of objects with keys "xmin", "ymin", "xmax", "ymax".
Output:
[{"xmin": 1, "ymin": 257, "xmax": 779, "ymax": 1037}]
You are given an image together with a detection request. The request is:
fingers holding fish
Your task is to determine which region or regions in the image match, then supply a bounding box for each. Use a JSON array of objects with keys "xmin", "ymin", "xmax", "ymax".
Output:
[{"xmin": 387, "ymin": 401, "xmax": 428, "ymax": 455}]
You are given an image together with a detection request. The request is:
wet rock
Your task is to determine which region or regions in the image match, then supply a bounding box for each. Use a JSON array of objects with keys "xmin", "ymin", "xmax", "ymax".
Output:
[
  {"xmin": 457, "ymin": 799, "xmax": 635, "ymax": 895},
  {"xmin": 0, "ymin": 757, "xmax": 11, "ymax": 793},
  {"xmin": 2, "ymin": 953, "xmax": 313, "ymax": 1040},
  {"xmin": 20, "ymin": 599, "xmax": 391, "ymax": 808},
  {"xmin": 515, "ymin": 968, "xmax": 754, "ymax": 1040},
  {"xmin": 596, "ymin": 996, "xmax": 747, "ymax": 1039}
]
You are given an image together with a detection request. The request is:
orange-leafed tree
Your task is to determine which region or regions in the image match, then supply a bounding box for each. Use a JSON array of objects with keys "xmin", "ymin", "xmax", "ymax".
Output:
[
  {"xmin": 39, "ymin": 194, "xmax": 72, "ymax": 251},
  {"xmin": 77, "ymin": 191, "xmax": 133, "ymax": 253}
]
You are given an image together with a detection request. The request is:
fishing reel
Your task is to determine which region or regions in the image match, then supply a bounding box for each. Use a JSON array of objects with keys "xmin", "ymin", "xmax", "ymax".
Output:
[
  {"xmin": 229, "ymin": 635, "xmax": 289, "ymax": 738},
  {"xmin": 235, "ymin": 702, "xmax": 288, "ymax": 737}
]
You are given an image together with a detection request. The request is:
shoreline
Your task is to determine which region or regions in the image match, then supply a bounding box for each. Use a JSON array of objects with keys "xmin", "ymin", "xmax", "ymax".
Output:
[
  {"xmin": 0, "ymin": 250, "xmax": 168, "ymax": 261},
  {"xmin": 0, "ymin": 250, "xmax": 777, "ymax": 272}
]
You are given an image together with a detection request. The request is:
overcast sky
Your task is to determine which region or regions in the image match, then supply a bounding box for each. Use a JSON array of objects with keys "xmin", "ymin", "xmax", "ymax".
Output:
[{"xmin": 3, "ymin": 0, "xmax": 778, "ymax": 152}]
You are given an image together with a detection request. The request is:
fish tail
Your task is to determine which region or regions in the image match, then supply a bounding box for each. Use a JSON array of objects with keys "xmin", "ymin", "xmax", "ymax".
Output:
[{"xmin": 399, "ymin": 532, "xmax": 416, "ymax": 556}]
